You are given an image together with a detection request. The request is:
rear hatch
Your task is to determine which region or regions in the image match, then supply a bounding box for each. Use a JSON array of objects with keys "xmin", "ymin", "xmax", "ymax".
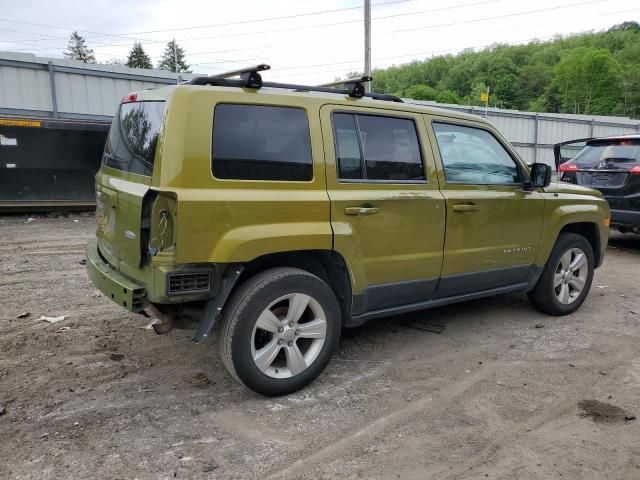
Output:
[
  {"xmin": 558, "ymin": 138, "xmax": 640, "ymax": 196},
  {"xmin": 96, "ymin": 97, "xmax": 166, "ymax": 269}
]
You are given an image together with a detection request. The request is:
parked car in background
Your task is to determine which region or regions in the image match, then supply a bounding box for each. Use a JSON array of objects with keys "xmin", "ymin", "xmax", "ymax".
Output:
[{"xmin": 556, "ymin": 135, "xmax": 640, "ymax": 234}]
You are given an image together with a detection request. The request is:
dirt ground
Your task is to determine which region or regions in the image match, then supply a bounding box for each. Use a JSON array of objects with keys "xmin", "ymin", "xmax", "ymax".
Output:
[{"xmin": 1, "ymin": 215, "xmax": 640, "ymax": 480}]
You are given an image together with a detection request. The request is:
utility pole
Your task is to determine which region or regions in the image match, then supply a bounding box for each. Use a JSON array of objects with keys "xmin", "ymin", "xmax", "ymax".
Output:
[{"xmin": 364, "ymin": 0, "xmax": 371, "ymax": 93}]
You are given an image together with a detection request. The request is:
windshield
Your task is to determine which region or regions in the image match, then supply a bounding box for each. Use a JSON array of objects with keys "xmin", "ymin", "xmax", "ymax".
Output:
[
  {"xmin": 571, "ymin": 139, "xmax": 640, "ymax": 168},
  {"xmin": 103, "ymin": 101, "xmax": 165, "ymax": 176}
]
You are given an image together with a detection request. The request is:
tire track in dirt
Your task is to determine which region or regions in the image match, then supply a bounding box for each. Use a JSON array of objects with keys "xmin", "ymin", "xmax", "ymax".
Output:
[
  {"xmin": 265, "ymin": 362, "xmax": 503, "ymax": 479},
  {"xmin": 265, "ymin": 350, "xmax": 638, "ymax": 480},
  {"xmin": 442, "ymin": 353, "xmax": 639, "ymax": 479},
  {"xmin": 0, "ymin": 269, "xmax": 87, "ymax": 286}
]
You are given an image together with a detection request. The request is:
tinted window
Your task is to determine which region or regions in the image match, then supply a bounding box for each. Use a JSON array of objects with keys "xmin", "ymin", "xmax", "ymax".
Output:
[
  {"xmin": 212, "ymin": 104, "xmax": 312, "ymax": 181},
  {"xmin": 433, "ymin": 122, "xmax": 520, "ymax": 184},
  {"xmin": 571, "ymin": 140, "xmax": 640, "ymax": 168},
  {"xmin": 104, "ymin": 101, "xmax": 165, "ymax": 176},
  {"xmin": 333, "ymin": 113, "xmax": 424, "ymax": 181}
]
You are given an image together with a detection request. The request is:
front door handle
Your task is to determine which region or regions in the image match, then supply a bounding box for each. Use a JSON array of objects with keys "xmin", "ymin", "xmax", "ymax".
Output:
[
  {"xmin": 452, "ymin": 203, "xmax": 480, "ymax": 213},
  {"xmin": 345, "ymin": 206, "xmax": 380, "ymax": 216}
]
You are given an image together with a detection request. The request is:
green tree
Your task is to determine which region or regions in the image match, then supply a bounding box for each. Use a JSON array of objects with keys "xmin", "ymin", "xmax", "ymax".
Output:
[
  {"xmin": 127, "ymin": 43, "xmax": 153, "ymax": 69},
  {"xmin": 158, "ymin": 39, "xmax": 189, "ymax": 73},
  {"xmin": 548, "ymin": 47, "xmax": 620, "ymax": 114},
  {"xmin": 369, "ymin": 23, "xmax": 640, "ymax": 117},
  {"xmin": 63, "ymin": 31, "xmax": 95, "ymax": 63},
  {"xmin": 435, "ymin": 90, "xmax": 461, "ymax": 104},
  {"xmin": 404, "ymin": 84, "xmax": 437, "ymax": 100}
]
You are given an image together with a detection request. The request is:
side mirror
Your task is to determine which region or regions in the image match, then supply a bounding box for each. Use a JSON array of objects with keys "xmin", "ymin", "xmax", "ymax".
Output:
[{"xmin": 530, "ymin": 163, "xmax": 552, "ymax": 188}]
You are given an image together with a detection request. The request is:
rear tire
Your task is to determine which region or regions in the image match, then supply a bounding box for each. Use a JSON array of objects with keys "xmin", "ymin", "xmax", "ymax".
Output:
[
  {"xmin": 528, "ymin": 233, "xmax": 594, "ymax": 316},
  {"xmin": 218, "ymin": 267, "xmax": 341, "ymax": 396}
]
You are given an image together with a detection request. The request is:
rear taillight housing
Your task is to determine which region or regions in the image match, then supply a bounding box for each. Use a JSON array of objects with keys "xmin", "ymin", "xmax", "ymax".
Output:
[
  {"xmin": 629, "ymin": 165, "xmax": 640, "ymax": 174},
  {"xmin": 559, "ymin": 162, "xmax": 579, "ymax": 172}
]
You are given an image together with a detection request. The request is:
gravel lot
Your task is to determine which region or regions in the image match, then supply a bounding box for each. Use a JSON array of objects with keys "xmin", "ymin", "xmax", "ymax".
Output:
[{"xmin": 2, "ymin": 215, "xmax": 640, "ymax": 480}]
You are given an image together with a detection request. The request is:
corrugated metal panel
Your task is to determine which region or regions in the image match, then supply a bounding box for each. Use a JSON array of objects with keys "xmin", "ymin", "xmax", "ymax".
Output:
[
  {"xmin": 512, "ymin": 145, "xmax": 535, "ymax": 164},
  {"xmin": 0, "ymin": 52, "xmax": 193, "ymax": 119},
  {"xmin": 593, "ymin": 124, "xmax": 639, "ymax": 137},
  {"xmin": 0, "ymin": 65, "xmax": 51, "ymax": 111},
  {"xmin": 489, "ymin": 114, "xmax": 534, "ymax": 143},
  {"xmin": 537, "ymin": 120, "xmax": 591, "ymax": 145}
]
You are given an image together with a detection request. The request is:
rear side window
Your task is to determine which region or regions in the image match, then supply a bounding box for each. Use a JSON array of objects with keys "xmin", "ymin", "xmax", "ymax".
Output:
[
  {"xmin": 332, "ymin": 113, "xmax": 424, "ymax": 182},
  {"xmin": 212, "ymin": 104, "xmax": 313, "ymax": 181},
  {"xmin": 103, "ymin": 101, "xmax": 165, "ymax": 176}
]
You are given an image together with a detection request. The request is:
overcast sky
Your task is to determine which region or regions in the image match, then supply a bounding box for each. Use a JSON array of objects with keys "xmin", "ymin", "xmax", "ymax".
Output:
[{"xmin": 1, "ymin": 0, "xmax": 638, "ymax": 83}]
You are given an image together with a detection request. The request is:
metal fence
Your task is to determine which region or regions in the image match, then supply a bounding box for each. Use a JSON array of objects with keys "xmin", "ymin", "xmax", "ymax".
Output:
[
  {"xmin": 413, "ymin": 100, "xmax": 640, "ymax": 167},
  {"xmin": 0, "ymin": 52, "xmax": 193, "ymax": 121}
]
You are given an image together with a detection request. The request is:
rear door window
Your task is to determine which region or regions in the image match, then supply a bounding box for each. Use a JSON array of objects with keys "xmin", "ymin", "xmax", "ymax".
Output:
[
  {"xmin": 332, "ymin": 112, "xmax": 424, "ymax": 182},
  {"xmin": 211, "ymin": 104, "xmax": 313, "ymax": 181},
  {"xmin": 571, "ymin": 140, "xmax": 640, "ymax": 169},
  {"xmin": 103, "ymin": 101, "xmax": 165, "ymax": 176}
]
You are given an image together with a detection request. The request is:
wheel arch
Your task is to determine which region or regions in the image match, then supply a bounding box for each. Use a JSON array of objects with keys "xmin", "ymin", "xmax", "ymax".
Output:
[
  {"xmin": 558, "ymin": 222, "xmax": 601, "ymax": 266},
  {"xmin": 229, "ymin": 249, "xmax": 353, "ymax": 326},
  {"xmin": 539, "ymin": 220, "xmax": 603, "ymax": 269}
]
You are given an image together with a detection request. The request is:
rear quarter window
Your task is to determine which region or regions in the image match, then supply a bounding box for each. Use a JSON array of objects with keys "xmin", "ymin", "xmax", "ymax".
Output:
[
  {"xmin": 211, "ymin": 104, "xmax": 313, "ymax": 181},
  {"xmin": 103, "ymin": 101, "xmax": 165, "ymax": 176}
]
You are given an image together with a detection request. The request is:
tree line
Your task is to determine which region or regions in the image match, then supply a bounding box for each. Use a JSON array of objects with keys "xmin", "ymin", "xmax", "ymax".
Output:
[
  {"xmin": 369, "ymin": 21, "xmax": 640, "ymax": 118},
  {"xmin": 63, "ymin": 31, "xmax": 189, "ymax": 72}
]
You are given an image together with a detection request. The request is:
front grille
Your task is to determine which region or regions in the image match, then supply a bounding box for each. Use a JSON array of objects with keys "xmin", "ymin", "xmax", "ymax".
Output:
[{"xmin": 168, "ymin": 272, "xmax": 211, "ymax": 295}]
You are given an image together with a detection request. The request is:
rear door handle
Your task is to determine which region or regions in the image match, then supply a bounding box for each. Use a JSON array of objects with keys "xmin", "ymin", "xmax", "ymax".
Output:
[
  {"xmin": 452, "ymin": 203, "xmax": 480, "ymax": 212},
  {"xmin": 344, "ymin": 206, "xmax": 380, "ymax": 216}
]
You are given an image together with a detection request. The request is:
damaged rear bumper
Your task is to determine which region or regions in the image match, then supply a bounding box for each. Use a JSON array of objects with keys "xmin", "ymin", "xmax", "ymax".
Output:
[{"xmin": 85, "ymin": 239, "xmax": 148, "ymax": 312}]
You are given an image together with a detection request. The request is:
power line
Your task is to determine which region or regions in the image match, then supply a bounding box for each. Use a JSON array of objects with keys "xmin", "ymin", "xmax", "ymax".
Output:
[
  {"xmin": 117, "ymin": 0, "xmax": 412, "ymax": 36},
  {"xmin": 263, "ymin": 28, "xmax": 616, "ymax": 80},
  {"xmin": 0, "ymin": 0, "xmax": 626, "ymax": 70},
  {"xmin": 123, "ymin": 0, "xmax": 502, "ymax": 46},
  {"xmin": 0, "ymin": 0, "xmax": 502, "ymax": 51},
  {"xmin": 0, "ymin": 0, "xmax": 410, "ymax": 46},
  {"xmin": 395, "ymin": 0, "xmax": 607, "ymax": 33},
  {"xmin": 186, "ymin": 0, "xmax": 618, "ymax": 70}
]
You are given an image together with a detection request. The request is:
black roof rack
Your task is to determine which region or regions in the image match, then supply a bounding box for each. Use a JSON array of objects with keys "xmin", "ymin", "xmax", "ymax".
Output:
[{"xmin": 187, "ymin": 64, "xmax": 402, "ymax": 103}]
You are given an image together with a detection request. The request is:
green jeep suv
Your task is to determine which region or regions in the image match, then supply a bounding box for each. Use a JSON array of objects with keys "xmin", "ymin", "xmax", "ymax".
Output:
[{"xmin": 86, "ymin": 67, "xmax": 610, "ymax": 395}]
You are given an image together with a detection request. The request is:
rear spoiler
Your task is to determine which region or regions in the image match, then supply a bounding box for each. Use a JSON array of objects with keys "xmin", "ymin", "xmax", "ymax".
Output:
[{"xmin": 553, "ymin": 137, "xmax": 593, "ymax": 168}]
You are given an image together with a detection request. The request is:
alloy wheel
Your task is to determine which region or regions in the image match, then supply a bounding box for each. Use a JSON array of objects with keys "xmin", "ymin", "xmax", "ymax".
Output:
[
  {"xmin": 553, "ymin": 247, "xmax": 588, "ymax": 305},
  {"xmin": 250, "ymin": 293, "xmax": 327, "ymax": 378}
]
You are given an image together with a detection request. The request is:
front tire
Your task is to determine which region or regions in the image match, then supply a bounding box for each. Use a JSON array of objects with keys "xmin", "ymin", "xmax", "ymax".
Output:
[
  {"xmin": 218, "ymin": 267, "xmax": 341, "ymax": 396},
  {"xmin": 528, "ymin": 233, "xmax": 594, "ymax": 316}
]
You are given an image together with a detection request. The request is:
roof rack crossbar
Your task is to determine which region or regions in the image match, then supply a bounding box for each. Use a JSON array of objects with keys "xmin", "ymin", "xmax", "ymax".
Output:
[
  {"xmin": 316, "ymin": 76, "xmax": 373, "ymax": 99},
  {"xmin": 212, "ymin": 64, "xmax": 270, "ymax": 79},
  {"xmin": 187, "ymin": 67, "xmax": 403, "ymax": 103},
  {"xmin": 196, "ymin": 64, "xmax": 270, "ymax": 89}
]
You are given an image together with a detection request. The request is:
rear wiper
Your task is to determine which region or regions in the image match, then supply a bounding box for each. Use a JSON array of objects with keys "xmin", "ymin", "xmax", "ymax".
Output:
[
  {"xmin": 603, "ymin": 157, "xmax": 637, "ymax": 163},
  {"xmin": 132, "ymin": 153, "xmax": 153, "ymax": 169},
  {"xmin": 103, "ymin": 153, "xmax": 129, "ymax": 165}
]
